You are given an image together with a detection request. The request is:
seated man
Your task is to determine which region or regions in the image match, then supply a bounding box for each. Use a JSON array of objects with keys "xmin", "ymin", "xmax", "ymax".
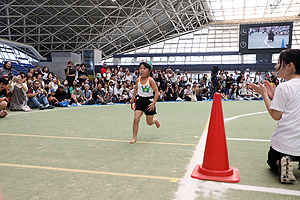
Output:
[
  {"xmin": 0, "ymin": 78, "xmax": 8, "ymax": 118},
  {"xmin": 27, "ymin": 80, "xmax": 54, "ymax": 110},
  {"xmin": 71, "ymin": 83, "xmax": 84, "ymax": 106},
  {"xmin": 55, "ymin": 85, "xmax": 69, "ymax": 107},
  {"xmin": 93, "ymin": 83, "xmax": 105, "ymax": 104}
]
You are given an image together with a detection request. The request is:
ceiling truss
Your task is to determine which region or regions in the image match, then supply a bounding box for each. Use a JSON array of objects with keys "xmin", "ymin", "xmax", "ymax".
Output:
[{"xmin": 0, "ymin": 0, "xmax": 210, "ymax": 60}]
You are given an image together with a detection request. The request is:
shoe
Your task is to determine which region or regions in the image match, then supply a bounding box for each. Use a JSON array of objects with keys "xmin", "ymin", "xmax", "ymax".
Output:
[
  {"xmin": 39, "ymin": 106, "xmax": 44, "ymax": 110},
  {"xmin": 24, "ymin": 106, "xmax": 32, "ymax": 112},
  {"xmin": 45, "ymin": 105, "xmax": 55, "ymax": 109},
  {"xmin": 279, "ymin": 156, "xmax": 296, "ymax": 184}
]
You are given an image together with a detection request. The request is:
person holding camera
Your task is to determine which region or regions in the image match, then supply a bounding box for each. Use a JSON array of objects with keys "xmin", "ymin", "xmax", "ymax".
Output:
[
  {"xmin": 166, "ymin": 67, "xmax": 175, "ymax": 83},
  {"xmin": 8, "ymin": 74, "xmax": 31, "ymax": 111},
  {"xmin": 48, "ymin": 74, "xmax": 59, "ymax": 94},
  {"xmin": 65, "ymin": 61, "xmax": 76, "ymax": 87},
  {"xmin": 164, "ymin": 82, "xmax": 175, "ymax": 101},
  {"xmin": 27, "ymin": 80, "xmax": 54, "ymax": 110}
]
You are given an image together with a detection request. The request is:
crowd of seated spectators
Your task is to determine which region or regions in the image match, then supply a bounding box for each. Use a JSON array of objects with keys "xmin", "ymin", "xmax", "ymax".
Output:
[{"xmin": 0, "ymin": 60, "xmax": 281, "ymax": 118}]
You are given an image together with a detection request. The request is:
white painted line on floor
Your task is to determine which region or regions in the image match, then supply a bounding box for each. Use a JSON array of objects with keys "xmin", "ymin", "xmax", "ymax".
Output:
[
  {"xmin": 195, "ymin": 181, "xmax": 300, "ymax": 197},
  {"xmin": 227, "ymin": 138, "xmax": 270, "ymax": 142},
  {"xmin": 174, "ymin": 110, "xmax": 281, "ymax": 200},
  {"xmin": 224, "ymin": 111, "xmax": 268, "ymax": 123},
  {"xmin": 7, "ymin": 104, "xmax": 128, "ymax": 116},
  {"xmin": 264, "ymin": 37, "xmax": 274, "ymax": 48},
  {"xmin": 174, "ymin": 118, "xmax": 210, "ymax": 200}
]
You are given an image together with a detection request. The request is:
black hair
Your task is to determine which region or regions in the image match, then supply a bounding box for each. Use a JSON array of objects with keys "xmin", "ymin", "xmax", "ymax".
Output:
[
  {"xmin": 278, "ymin": 49, "xmax": 300, "ymax": 75},
  {"xmin": 42, "ymin": 66, "xmax": 49, "ymax": 72},
  {"xmin": 139, "ymin": 62, "xmax": 153, "ymax": 77},
  {"xmin": 47, "ymin": 72, "xmax": 54, "ymax": 78},
  {"xmin": 2, "ymin": 61, "xmax": 12, "ymax": 72},
  {"xmin": 0, "ymin": 78, "xmax": 5, "ymax": 84}
]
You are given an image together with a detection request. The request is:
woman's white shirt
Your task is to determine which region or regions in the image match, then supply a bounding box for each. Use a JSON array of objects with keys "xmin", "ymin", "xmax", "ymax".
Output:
[{"xmin": 270, "ymin": 78, "xmax": 300, "ymax": 156}]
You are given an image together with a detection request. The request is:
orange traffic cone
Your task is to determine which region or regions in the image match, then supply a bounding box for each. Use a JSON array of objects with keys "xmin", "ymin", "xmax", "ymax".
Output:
[{"xmin": 191, "ymin": 93, "xmax": 240, "ymax": 183}]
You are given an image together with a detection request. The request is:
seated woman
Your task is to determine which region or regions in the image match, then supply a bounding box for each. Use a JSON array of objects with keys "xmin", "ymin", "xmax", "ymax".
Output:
[
  {"xmin": 83, "ymin": 84, "xmax": 94, "ymax": 105},
  {"xmin": 48, "ymin": 75, "xmax": 59, "ymax": 94},
  {"xmin": 7, "ymin": 75, "xmax": 31, "ymax": 111}
]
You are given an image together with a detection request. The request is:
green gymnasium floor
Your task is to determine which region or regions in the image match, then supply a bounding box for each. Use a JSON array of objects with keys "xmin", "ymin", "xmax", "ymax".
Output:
[{"xmin": 0, "ymin": 101, "xmax": 300, "ymax": 200}]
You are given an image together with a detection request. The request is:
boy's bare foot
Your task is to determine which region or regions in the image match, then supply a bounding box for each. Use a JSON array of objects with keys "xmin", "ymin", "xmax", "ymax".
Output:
[
  {"xmin": 0, "ymin": 110, "xmax": 8, "ymax": 118},
  {"xmin": 154, "ymin": 117, "xmax": 160, "ymax": 128},
  {"xmin": 129, "ymin": 138, "xmax": 137, "ymax": 144}
]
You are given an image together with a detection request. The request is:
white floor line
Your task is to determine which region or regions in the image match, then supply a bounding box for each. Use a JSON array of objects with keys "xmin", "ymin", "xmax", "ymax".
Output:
[
  {"xmin": 195, "ymin": 181, "xmax": 300, "ymax": 197},
  {"xmin": 174, "ymin": 121, "xmax": 209, "ymax": 200},
  {"xmin": 6, "ymin": 104, "xmax": 127, "ymax": 116},
  {"xmin": 227, "ymin": 138, "xmax": 270, "ymax": 142},
  {"xmin": 174, "ymin": 110, "xmax": 288, "ymax": 200},
  {"xmin": 263, "ymin": 37, "xmax": 274, "ymax": 48},
  {"xmin": 224, "ymin": 111, "xmax": 268, "ymax": 123}
]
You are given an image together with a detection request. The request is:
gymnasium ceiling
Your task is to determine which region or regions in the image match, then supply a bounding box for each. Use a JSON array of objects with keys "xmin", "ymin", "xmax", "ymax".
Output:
[
  {"xmin": 0, "ymin": 0, "xmax": 211, "ymax": 60},
  {"xmin": 0, "ymin": 0, "xmax": 299, "ymax": 60}
]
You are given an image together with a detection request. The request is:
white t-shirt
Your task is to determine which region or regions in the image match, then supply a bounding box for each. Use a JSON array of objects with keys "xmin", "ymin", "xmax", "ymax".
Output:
[
  {"xmin": 270, "ymin": 78, "xmax": 300, "ymax": 156},
  {"xmin": 125, "ymin": 74, "xmax": 133, "ymax": 82}
]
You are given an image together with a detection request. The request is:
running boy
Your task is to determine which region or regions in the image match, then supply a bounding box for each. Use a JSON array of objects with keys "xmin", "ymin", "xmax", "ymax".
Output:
[
  {"xmin": 249, "ymin": 49, "xmax": 300, "ymax": 184},
  {"xmin": 129, "ymin": 61, "xmax": 160, "ymax": 144}
]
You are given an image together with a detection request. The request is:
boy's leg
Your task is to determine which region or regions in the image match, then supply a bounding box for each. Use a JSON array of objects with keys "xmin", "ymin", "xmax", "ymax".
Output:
[
  {"xmin": 48, "ymin": 96, "xmax": 55, "ymax": 105},
  {"xmin": 129, "ymin": 110, "xmax": 143, "ymax": 144},
  {"xmin": 146, "ymin": 115, "xmax": 160, "ymax": 128}
]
